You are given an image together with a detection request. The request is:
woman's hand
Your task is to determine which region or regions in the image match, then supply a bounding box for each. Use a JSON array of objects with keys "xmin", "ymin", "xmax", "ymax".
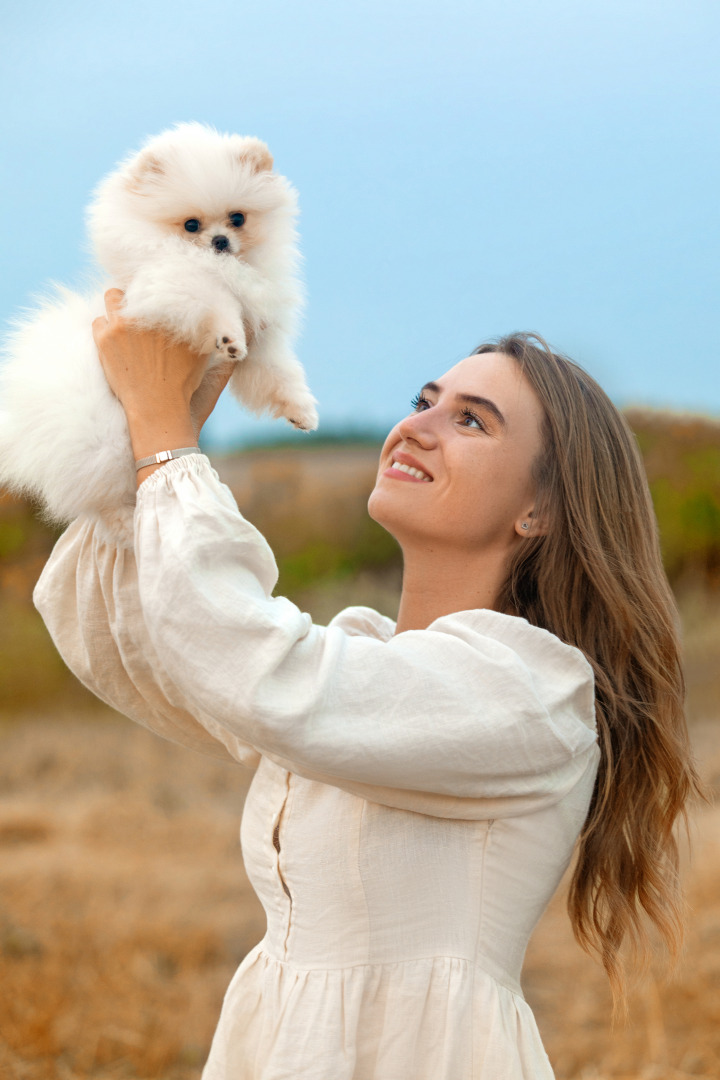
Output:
[
  {"xmin": 92, "ymin": 289, "xmax": 233, "ymax": 485},
  {"xmin": 92, "ymin": 289, "xmax": 206, "ymax": 420}
]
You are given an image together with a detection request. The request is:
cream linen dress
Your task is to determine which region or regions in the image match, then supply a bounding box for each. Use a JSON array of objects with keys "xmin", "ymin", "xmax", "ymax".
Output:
[{"xmin": 34, "ymin": 454, "xmax": 600, "ymax": 1080}]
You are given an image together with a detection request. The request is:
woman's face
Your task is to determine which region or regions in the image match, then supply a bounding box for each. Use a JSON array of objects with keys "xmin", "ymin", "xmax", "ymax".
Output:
[{"xmin": 368, "ymin": 351, "xmax": 546, "ymax": 556}]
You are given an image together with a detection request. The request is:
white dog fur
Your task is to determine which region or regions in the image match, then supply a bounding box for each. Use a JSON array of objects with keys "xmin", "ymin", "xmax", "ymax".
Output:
[{"xmin": 0, "ymin": 122, "xmax": 317, "ymax": 546}]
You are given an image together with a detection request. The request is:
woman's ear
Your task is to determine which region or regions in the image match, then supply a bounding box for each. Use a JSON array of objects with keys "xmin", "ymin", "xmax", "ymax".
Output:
[{"xmin": 515, "ymin": 508, "xmax": 549, "ymax": 538}]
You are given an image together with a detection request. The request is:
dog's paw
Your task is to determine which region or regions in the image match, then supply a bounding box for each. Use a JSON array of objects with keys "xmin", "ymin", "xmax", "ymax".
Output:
[
  {"xmin": 215, "ymin": 334, "xmax": 248, "ymax": 362},
  {"xmin": 279, "ymin": 395, "xmax": 319, "ymax": 432}
]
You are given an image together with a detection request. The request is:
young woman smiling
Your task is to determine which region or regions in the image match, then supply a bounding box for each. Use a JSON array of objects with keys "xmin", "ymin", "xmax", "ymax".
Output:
[{"xmin": 34, "ymin": 292, "xmax": 701, "ymax": 1080}]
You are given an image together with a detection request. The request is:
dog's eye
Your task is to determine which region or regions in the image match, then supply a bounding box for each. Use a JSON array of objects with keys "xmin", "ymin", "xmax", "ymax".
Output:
[
  {"xmin": 184, "ymin": 219, "xmax": 201, "ymax": 233},
  {"xmin": 229, "ymin": 212, "xmax": 246, "ymax": 228}
]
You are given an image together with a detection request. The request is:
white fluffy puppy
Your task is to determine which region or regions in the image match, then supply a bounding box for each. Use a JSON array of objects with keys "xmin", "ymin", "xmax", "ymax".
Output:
[{"xmin": 0, "ymin": 122, "xmax": 317, "ymax": 544}]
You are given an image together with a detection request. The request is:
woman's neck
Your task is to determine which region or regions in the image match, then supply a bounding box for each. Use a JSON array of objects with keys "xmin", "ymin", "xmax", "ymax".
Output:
[{"xmin": 393, "ymin": 545, "xmax": 510, "ymax": 634}]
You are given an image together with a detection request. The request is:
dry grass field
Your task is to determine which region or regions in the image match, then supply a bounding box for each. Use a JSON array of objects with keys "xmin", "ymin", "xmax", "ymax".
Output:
[{"xmin": 0, "ymin": 435, "xmax": 719, "ymax": 1079}]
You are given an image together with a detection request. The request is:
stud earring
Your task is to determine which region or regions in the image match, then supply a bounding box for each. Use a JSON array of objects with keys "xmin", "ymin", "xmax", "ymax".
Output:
[{"xmin": 521, "ymin": 522, "xmax": 529, "ymax": 530}]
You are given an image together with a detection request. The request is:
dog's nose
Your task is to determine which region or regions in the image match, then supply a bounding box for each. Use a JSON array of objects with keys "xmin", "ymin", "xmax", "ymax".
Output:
[{"xmin": 212, "ymin": 235, "xmax": 230, "ymax": 252}]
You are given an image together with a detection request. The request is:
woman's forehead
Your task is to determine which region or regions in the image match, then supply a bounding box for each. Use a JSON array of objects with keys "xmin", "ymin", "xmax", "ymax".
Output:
[{"xmin": 434, "ymin": 352, "xmax": 524, "ymax": 396}]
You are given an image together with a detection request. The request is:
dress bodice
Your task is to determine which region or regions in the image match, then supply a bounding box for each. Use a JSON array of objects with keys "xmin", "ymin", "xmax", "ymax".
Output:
[{"xmin": 240, "ymin": 754, "xmax": 596, "ymax": 995}]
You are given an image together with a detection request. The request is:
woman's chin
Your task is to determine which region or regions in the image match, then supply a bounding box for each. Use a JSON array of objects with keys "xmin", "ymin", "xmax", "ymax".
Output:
[
  {"xmin": 367, "ymin": 487, "xmax": 412, "ymax": 545},
  {"xmin": 367, "ymin": 486, "xmax": 396, "ymax": 532}
]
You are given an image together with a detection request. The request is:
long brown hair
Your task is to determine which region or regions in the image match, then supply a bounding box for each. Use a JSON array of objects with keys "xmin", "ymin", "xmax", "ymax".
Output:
[{"xmin": 473, "ymin": 332, "xmax": 704, "ymax": 1005}]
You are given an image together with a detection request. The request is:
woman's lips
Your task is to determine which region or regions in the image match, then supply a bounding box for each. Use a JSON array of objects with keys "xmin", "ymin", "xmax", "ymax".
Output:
[
  {"xmin": 382, "ymin": 464, "xmax": 427, "ymax": 481},
  {"xmin": 382, "ymin": 457, "xmax": 433, "ymax": 483},
  {"xmin": 390, "ymin": 451, "xmax": 433, "ymax": 480}
]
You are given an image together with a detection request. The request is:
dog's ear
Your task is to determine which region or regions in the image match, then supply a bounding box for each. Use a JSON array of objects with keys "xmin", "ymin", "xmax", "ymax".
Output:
[
  {"xmin": 235, "ymin": 137, "xmax": 274, "ymax": 173},
  {"xmin": 125, "ymin": 149, "xmax": 165, "ymax": 194}
]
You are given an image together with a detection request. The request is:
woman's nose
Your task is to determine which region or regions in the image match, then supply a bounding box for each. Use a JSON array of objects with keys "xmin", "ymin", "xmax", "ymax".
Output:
[{"xmin": 397, "ymin": 409, "xmax": 437, "ymax": 447}]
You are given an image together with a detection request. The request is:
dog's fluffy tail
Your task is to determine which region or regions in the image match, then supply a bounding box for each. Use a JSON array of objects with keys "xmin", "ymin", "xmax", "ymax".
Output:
[{"xmin": 0, "ymin": 288, "xmax": 136, "ymax": 527}]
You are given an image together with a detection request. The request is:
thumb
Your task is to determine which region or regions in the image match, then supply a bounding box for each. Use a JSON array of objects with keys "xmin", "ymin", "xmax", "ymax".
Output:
[
  {"xmin": 103, "ymin": 289, "xmax": 126, "ymax": 321},
  {"xmin": 190, "ymin": 361, "xmax": 235, "ymax": 434}
]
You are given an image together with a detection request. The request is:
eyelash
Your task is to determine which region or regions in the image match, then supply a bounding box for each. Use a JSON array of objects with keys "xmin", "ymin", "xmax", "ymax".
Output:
[{"xmin": 409, "ymin": 393, "xmax": 486, "ymax": 431}]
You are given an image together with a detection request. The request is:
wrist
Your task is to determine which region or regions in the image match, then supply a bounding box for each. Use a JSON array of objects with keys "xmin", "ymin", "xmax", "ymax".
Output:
[
  {"xmin": 135, "ymin": 446, "xmax": 204, "ymax": 486},
  {"xmin": 126, "ymin": 414, "xmax": 196, "ymax": 456},
  {"xmin": 127, "ymin": 412, "xmax": 198, "ymax": 488},
  {"xmin": 124, "ymin": 396, "xmax": 192, "ymax": 429}
]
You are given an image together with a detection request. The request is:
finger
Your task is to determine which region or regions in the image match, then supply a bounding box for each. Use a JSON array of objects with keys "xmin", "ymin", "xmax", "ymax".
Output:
[
  {"xmin": 203, "ymin": 364, "xmax": 234, "ymax": 404},
  {"xmin": 191, "ymin": 367, "xmax": 231, "ymax": 411},
  {"xmin": 190, "ymin": 363, "xmax": 234, "ymax": 431},
  {"xmin": 103, "ymin": 288, "xmax": 126, "ymax": 321},
  {"xmin": 196, "ymin": 362, "xmax": 234, "ymax": 399},
  {"xmin": 212, "ymin": 360, "xmax": 235, "ymax": 386},
  {"xmin": 91, "ymin": 315, "xmax": 108, "ymax": 349}
]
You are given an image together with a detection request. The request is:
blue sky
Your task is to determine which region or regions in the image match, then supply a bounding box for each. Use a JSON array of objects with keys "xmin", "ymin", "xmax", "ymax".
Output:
[{"xmin": 1, "ymin": 0, "xmax": 718, "ymax": 448}]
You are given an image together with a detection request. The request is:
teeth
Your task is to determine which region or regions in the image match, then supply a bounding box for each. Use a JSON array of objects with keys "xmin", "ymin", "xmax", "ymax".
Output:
[{"xmin": 393, "ymin": 461, "xmax": 431, "ymax": 481}]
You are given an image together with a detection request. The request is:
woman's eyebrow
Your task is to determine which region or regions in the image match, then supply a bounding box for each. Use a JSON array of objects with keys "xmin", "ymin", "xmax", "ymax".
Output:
[{"xmin": 421, "ymin": 382, "xmax": 507, "ymax": 428}]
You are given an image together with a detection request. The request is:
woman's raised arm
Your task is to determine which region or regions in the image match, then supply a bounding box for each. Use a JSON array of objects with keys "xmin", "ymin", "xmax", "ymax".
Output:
[
  {"xmin": 33, "ymin": 513, "xmax": 261, "ymax": 769},
  {"xmin": 33, "ymin": 296, "xmax": 257, "ymax": 768}
]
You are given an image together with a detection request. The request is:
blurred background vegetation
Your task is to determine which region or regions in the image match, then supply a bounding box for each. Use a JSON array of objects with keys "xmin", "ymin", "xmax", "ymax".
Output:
[{"xmin": 0, "ymin": 409, "xmax": 718, "ymax": 717}]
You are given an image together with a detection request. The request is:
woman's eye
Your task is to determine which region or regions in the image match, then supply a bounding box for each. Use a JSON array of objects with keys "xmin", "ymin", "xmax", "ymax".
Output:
[
  {"xmin": 410, "ymin": 393, "xmax": 431, "ymax": 411},
  {"xmin": 460, "ymin": 408, "xmax": 485, "ymax": 430},
  {"xmin": 184, "ymin": 219, "xmax": 201, "ymax": 233},
  {"xmin": 229, "ymin": 212, "xmax": 246, "ymax": 228}
]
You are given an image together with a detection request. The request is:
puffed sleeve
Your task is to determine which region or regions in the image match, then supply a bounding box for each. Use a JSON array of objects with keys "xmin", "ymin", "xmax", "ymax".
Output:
[
  {"xmin": 33, "ymin": 513, "xmax": 261, "ymax": 770},
  {"xmin": 125, "ymin": 455, "xmax": 599, "ymax": 819}
]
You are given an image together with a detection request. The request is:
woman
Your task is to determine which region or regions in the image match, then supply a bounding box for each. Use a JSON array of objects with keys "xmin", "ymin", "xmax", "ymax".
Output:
[{"xmin": 34, "ymin": 292, "xmax": 701, "ymax": 1079}]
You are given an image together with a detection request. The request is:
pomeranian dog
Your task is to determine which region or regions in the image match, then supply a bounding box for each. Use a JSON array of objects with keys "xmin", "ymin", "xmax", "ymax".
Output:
[{"xmin": 0, "ymin": 122, "xmax": 318, "ymax": 545}]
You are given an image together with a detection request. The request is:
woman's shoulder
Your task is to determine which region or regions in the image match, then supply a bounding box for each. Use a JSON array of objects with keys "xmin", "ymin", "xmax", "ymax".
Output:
[
  {"xmin": 425, "ymin": 608, "xmax": 597, "ymax": 735},
  {"xmin": 326, "ymin": 605, "xmax": 396, "ymax": 641},
  {"xmin": 328, "ymin": 604, "xmax": 590, "ymax": 674},
  {"xmin": 427, "ymin": 607, "xmax": 593, "ymax": 675}
]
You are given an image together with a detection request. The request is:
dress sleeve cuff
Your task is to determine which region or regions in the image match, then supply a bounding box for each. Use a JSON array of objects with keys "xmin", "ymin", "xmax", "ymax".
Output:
[{"xmin": 135, "ymin": 452, "xmax": 220, "ymax": 496}]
